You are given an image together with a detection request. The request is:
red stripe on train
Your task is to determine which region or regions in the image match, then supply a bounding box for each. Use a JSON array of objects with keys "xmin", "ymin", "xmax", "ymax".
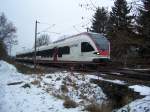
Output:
[{"xmin": 99, "ymin": 50, "xmax": 109, "ymax": 56}]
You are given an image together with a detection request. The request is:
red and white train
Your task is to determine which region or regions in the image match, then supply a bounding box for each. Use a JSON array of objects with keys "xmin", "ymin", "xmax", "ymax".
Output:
[{"xmin": 16, "ymin": 32, "xmax": 110, "ymax": 65}]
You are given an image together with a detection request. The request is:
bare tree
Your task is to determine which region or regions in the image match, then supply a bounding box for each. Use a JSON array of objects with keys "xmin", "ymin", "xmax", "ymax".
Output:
[
  {"xmin": 0, "ymin": 13, "xmax": 17, "ymax": 57},
  {"xmin": 36, "ymin": 34, "xmax": 51, "ymax": 47}
]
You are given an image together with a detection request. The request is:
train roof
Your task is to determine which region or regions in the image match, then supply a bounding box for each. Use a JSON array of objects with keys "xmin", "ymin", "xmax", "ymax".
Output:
[
  {"xmin": 16, "ymin": 32, "xmax": 107, "ymax": 55},
  {"xmin": 53, "ymin": 32, "xmax": 105, "ymax": 43}
]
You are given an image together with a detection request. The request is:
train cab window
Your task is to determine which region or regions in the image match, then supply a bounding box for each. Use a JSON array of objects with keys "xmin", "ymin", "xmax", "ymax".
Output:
[{"xmin": 81, "ymin": 42, "xmax": 94, "ymax": 52}]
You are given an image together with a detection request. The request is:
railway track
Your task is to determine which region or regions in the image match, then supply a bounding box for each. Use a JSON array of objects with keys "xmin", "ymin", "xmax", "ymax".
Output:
[
  {"xmin": 68, "ymin": 66, "xmax": 150, "ymax": 86},
  {"xmin": 16, "ymin": 61, "xmax": 150, "ymax": 86}
]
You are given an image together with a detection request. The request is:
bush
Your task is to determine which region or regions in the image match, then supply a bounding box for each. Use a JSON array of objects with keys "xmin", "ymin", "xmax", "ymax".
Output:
[
  {"xmin": 85, "ymin": 103, "xmax": 112, "ymax": 112},
  {"xmin": 61, "ymin": 84, "xmax": 68, "ymax": 93},
  {"xmin": 0, "ymin": 41, "xmax": 7, "ymax": 59},
  {"xmin": 31, "ymin": 80, "xmax": 40, "ymax": 85},
  {"xmin": 63, "ymin": 98, "xmax": 78, "ymax": 108}
]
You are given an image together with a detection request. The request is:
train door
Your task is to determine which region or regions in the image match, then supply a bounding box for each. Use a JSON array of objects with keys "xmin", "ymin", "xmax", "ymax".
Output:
[
  {"xmin": 80, "ymin": 42, "xmax": 95, "ymax": 61},
  {"xmin": 53, "ymin": 47, "xmax": 58, "ymax": 61},
  {"xmin": 70, "ymin": 43, "xmax": 80, "ymax": 61}
]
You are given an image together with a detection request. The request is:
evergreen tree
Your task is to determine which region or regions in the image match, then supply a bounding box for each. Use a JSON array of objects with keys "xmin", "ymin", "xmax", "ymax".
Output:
[
  {"xmin": 91, "ymin": 7, "xmax": 109, "ymax": 34},
  {"xmin": 137, "ymin": 0, "xmax": 150, "ymax": 57},
  {"xmin": 107, "ymin": 0, "xmax": 134, "ymax": 60},
  {"xmin": 108, "ymin": 0, "xmax": 133, "ymax": 32}
]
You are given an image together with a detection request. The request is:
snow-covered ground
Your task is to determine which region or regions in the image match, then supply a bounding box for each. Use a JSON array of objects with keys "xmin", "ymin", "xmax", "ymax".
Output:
[
  {"xmin": 0, "ymin": 60, "xmax": 150, "ymax": 112},
  {"xmin": 0, "ymin": 61, "xmax": 85, "ymax": 112},
  {"xmin": 0, "ymin": 61, "xmax": 106, "ymax": 112},
  {"xmin": 116, "ymin": 95, "xmax": 150, "ymax": 112}
]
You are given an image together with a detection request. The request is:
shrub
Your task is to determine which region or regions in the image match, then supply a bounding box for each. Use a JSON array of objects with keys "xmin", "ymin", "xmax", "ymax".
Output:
[
  {"xmin": 0, "ymin": 41, "xmax": 7, "ymax": 59},
  {"xmin": 63, "ymin": 98, "xmax": 78, "ymax": 108},
  {"xmin": 85, "ymin": 102, "xmax": 112, "ymax": 112},
  {"xmin": 61, "ymin": 84, "xmax": 68, "ymax": 93},
  {"xmin": 31, "ymin": 80, "xmax": 40, "ymax": 85}
]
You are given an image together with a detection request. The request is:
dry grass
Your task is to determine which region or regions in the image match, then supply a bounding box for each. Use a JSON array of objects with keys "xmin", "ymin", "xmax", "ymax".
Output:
[
  {"xmin": 31, "ymin": 80, "xmax": 40, "ymax": 85},
  {"xmin": 7, "ymin": 59, "xmax": 47, "ymax": 75},
  {"xmin": 63, "ymin": 98, "xmax": 78, "ymax": 108},
  {"xmin": 12, "ymin": 62, "xmax": 35, "ymax": 74},
  {"xmin": 52, "ymin": 92, "xmax": 70, "ymax": 100},
  {"xmin": 61, "ymin": 84, "xmax": 69, "ymax": 93},
  {"xmin": 84, "ymin": 102, "xmax": 113, "ymax": 112}
]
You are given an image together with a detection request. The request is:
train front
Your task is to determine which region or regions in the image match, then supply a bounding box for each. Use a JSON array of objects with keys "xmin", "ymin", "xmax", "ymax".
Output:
[{"xmin": 90, "ymin": 33, "xmax": 110, "ymax": 62}]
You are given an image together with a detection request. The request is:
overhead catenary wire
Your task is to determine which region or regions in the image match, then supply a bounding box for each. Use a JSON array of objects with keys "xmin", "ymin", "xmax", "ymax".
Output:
[
  {"xmin": 89, "ymin": 0, "xmax": 97, "ymax": 10},
  {"xmin": 80, "ymin": 0, "xmax": 96, "ymax": 11},
  {"xmin": 73, "ymin": 25, "xmax": 81, "ymax": 33},
  {"xmin": 37, "ymin": 24, "xmax": 55, "ymax": 34},
  {"xmin": 37, "ymin": 22, "xmax": 55, "ymax": 26}
]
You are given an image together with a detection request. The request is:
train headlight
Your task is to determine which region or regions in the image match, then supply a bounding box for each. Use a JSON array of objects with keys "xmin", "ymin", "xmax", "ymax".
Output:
[{"xmin": 94, "ymin": 52, "xmax": 100, "ymax": 55}]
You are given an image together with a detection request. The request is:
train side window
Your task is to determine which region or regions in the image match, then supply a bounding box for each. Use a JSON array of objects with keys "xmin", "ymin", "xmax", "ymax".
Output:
[
  {"xmin": 62, "ymin": 46, "xmax": 70, "ymax": 54},
  {"xmin": 81, "ymin": 42, "xmax": 94, "ymax": 52},
  {"xmin": 49, "ymin": 49, "xmax": 53, "ymax": 57},
  {"xmin": 58, "ymin": 46, "xmax": 70, "ymax": 57},
  {"xmin": 37, "ymin": 49, "xmax": 53, "ymax": 58}
]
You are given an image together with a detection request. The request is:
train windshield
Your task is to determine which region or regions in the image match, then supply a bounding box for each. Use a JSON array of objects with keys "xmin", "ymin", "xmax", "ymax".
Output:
[{"xmin": 90, "ymin": 34, "xmax": 109, "ymax": 50}]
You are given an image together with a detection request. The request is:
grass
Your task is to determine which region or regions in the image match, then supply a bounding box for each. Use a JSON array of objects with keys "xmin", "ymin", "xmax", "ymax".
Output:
[
  {"xmin": 52, "ymin": 93, "xmax": 70, "ymax": 100},
  {"xmin": 63, "ymin": 98, "xmax": 78, "ymax": 108},
  {"xmin": 84, "ymin": 102, "xmax": 113, "ymax": 112},
  {"xmin": 61, "ymin": 84, "xmax": 69, "ymax": 93},
  {"xmin": 31, "ymin": 79, "xmax": 40, "ymax": 85},
  {"xmin": 7, "ymin": 59, "xmax": 46, "ymax": 74}
]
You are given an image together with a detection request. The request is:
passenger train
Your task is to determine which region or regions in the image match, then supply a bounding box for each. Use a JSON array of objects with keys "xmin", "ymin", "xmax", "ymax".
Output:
[{"xmin": 16, "ymin": 32, "xmax": 110, "ymax": 65}]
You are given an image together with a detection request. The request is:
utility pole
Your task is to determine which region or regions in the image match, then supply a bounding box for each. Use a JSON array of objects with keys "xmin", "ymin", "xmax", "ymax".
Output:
[{"xmin": 34, "ymin": 20, "xmax": 39, "ymax": 71}]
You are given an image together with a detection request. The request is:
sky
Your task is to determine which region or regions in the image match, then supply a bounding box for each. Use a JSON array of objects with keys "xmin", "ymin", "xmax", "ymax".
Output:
[{"xmin": 0, "ymin": 0, "xmax": 116, "ymax": 55}]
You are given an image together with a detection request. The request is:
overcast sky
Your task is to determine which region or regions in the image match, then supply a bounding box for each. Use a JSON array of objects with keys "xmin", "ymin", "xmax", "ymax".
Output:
[{"xmin": 0, "ymin": 0, "xmax": 116, "ymax": 55}]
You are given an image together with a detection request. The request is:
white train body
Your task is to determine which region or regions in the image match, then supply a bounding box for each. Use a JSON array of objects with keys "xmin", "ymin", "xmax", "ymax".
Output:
[{"xmin": 16, "ymin": 32, "xmax": 110, "ymax": 64}]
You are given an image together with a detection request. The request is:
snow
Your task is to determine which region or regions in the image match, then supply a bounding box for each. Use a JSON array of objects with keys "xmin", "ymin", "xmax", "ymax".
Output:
[
  {"xmin": 87, "ymin": 74, "xmax": 126, "ymax": 85},
  {"xmin": 129, "ymin": 85, "xmax": 150, "ymax": 96},
  {"xmin": 0, "ymin": 60, "xmax": 106, "ymax": 112},
  {"xmin": 1, "ymin": 60, "xmax": 150, "ymax": 112},
  {"xmin": 42, "ymin": 73, "xmax": 106, "ymax": 104},
  {"xmin": 0, "ymin": 61, "xmax": 84, "ymax": 112},
  {"xmin": 111, "ymin": 72, "xmax": 123, "ymax": 75},
  {"xmin": 116, "ymin": 85, "xmax": 150, "ymax": 112},
  {"xmin": 116, "ymin": 96, "xmax": 150, "ymax": 112}
]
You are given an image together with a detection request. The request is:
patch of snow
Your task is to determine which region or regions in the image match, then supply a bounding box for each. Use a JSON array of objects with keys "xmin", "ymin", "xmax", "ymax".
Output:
[
  {"xmin": 110, "ymin": 79, "xmax": 125, "ymax": 85},
  {"xmin": 116, "ymin": 96, "xmax": 150, "ymax": 112},
  {"xmin": 129, "ymin": 85, "xmax": 150, "ymax": 96},
  {"xmin": 100, "ymin": 73, "xmax": 107, "ymax": 76},
  {"xmin": 42, "ymin": 72, "xmax": 106, "ymax": 104},
  {"xmin": 133, "ymin": 68, "xmax": 150, "ymax": 71},
  {"xmin": 86, "ymin": 74, "xmax": 101, "ymax": 80},
  {"xmin": 116, "ymin": 85, "xmax": 150, "ymax": 112},
  {"xmin": 111, "ymin": 72, "xmax": 123, "ymax": 75},
  {"xmin": 87, "ymin": 75, "xmax": 126, "ymax": 85},
  {"xmin": 0, "ymin": 60, "xmax": 17, "ymax": 72}
]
